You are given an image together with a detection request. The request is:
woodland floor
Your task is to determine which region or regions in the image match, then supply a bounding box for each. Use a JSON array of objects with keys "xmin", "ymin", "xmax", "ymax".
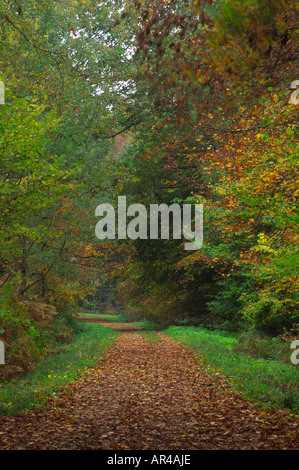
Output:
[{"xmin": 0, "ymin": 320, "xmax": 298, "ymax": 450}]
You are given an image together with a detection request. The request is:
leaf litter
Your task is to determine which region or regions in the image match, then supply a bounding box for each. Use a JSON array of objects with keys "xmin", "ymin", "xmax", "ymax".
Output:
[{"xmin": 0, "ymin": 322, "xmax": 297, "ymax": 450}]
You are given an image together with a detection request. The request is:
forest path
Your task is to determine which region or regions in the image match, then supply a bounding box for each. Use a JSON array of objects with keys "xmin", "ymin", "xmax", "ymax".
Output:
[{"xmin": 0, "ymin": 321, "xmax": 297, "ymax": 450}]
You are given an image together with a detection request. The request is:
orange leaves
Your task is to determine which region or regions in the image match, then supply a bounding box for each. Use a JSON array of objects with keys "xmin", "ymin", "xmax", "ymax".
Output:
[
  {"xmin": 69, "ymin": 27, "xmax": 77, "ymax": 37},
  {"xmin": 0, "ymin": 325, "xmax": 298, "ymax": 449}
]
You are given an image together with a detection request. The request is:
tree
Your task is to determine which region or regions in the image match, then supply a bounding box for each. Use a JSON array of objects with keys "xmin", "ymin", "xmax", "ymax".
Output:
[{"xmin": 98, "ymin": 0, "xmax": 298, "ymax": 333}]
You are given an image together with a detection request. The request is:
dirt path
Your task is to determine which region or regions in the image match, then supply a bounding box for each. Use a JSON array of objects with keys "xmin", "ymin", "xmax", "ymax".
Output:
[{"xmin": 0, "ymin": 322, "xmax": 298, "ymax": 450}]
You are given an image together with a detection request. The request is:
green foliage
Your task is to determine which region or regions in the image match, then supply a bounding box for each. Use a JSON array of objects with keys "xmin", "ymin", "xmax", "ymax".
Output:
[
  {"xmin": 0, "ymin": 0, "xmax": 137, "ymax": 376},
  {"xmin": 0, "ymin": 284, "xmax": 76, "ymax": 380},
  {"xmin": 240, "ymin": 289, "xmax": 298, "ymax": 335},
  {"xmin": 103, "ymin": 0, "xmax": 299, "ymax": 336},
  {"xmin": 233, "ymin": 329, "xmax": 297, "ymax": 364},
  {"xmin": 0, "ymin": 0, "xmax": 298, "ymax": 384},
  {"xmin": 207, "ymin": 275, "xmax": 248, "ymax": 331}
]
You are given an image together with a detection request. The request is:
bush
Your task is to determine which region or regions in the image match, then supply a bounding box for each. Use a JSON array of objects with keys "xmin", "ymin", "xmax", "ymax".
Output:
[
  {"xmin": 207, "ymin": 275, "xmax": 248, "ymax": 331},
  {"xmin": 240, "ymin": 289, "xmax": 298, "ymax": 335},
  {"xmin": 233, "ymin": 329, "xmax": 296, "ymax": 364},
  {"xmin": 0, "ymin": 289, "xmax": 73, "ymax": 381}
]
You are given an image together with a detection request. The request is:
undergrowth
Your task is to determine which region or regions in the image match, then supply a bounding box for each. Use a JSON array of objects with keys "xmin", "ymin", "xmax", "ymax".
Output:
[
  {"xmin": 165, "ymin": 326, "xmax": 299, "ymax": 414},
  {"xmin": 0, "ymin": 322, "xmax": 119, "ymax": 416}
]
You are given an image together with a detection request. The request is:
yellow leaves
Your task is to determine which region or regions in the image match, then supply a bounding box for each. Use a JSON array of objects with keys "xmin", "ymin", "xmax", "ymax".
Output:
[
  {"xmin": 255, "ymin": 233, "xmax": 278, "ymax": 255},
  {"xmin": 261, "ymin": 175, "xmax": 271, "ymax": 183},
  {"xmin": 260, "ymin": 171, "xmax": 279, "ymax": 184}
]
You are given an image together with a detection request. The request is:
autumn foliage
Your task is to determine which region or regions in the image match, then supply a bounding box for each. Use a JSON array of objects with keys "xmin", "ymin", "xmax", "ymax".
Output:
[
  {"xmin": 102, "ymin": 0, "xmax": 298, "ymax": 335},
  {"xmin": 0, "ymin": 0, "xmax": 298, "ymax": 378}
]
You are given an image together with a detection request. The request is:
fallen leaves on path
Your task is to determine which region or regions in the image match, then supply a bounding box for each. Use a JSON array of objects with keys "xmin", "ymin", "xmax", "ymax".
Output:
[{"xmin": 0, "ymin": 322, "xmax": 298, "ymax": 450}]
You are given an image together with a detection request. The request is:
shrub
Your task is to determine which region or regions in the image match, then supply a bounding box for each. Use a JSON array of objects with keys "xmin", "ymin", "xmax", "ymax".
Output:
[
  {"xmin": 0, "ymin": 289, "xmax": 73, "ymax": 381},
  {"xmin": 233, "ymin": 329, "xmax": 296, "ymax": 364},
  {"xmin": 240, "ymin": 289, "xmax": 297, "ymax": 335}
]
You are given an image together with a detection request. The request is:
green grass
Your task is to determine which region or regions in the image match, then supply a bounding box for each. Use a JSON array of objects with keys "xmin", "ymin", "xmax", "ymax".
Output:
[
  {"xmin": 0, "ymin": 322, "xmax": 119, "ymax": 416},
  {"xmin": 3, "ymin": 315, "xmax": 297, "ymax": 418},
  {"xmin": 128, "ymin": 320, "xmax": 165, "ymax": 330},
  {"xmin": 139, "ymin": 330, "xmax": 162, "ymax": 343},
  {"xmin": 77, "ymin": 312, "xmax": 124, "ymax": 322},
  {"xmin": 165, "ymin": 326, "xmax": 299, "ymax": 413}
]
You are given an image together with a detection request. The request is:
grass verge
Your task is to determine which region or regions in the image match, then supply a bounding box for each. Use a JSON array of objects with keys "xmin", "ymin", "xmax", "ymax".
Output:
[
  {"xmin": 165, "ymin": 326, "xmax": 299, "ymax": 414},
  {"xmin": 77, "ymin": 312, "xmax": 125, "ymax": 322},
  {"xmin": 0, "ymin": 322, "xmax": 119, "ymax": 416},
  {"xmin": 139, "ymin": 330, "xmax": 162, "ymax": 343}
]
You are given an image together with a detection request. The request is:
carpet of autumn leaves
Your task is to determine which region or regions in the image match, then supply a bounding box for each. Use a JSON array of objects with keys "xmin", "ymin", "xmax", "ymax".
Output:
[{"xmin": 0, "ymin": 321, "xmax": 298, "ymax": 450}]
